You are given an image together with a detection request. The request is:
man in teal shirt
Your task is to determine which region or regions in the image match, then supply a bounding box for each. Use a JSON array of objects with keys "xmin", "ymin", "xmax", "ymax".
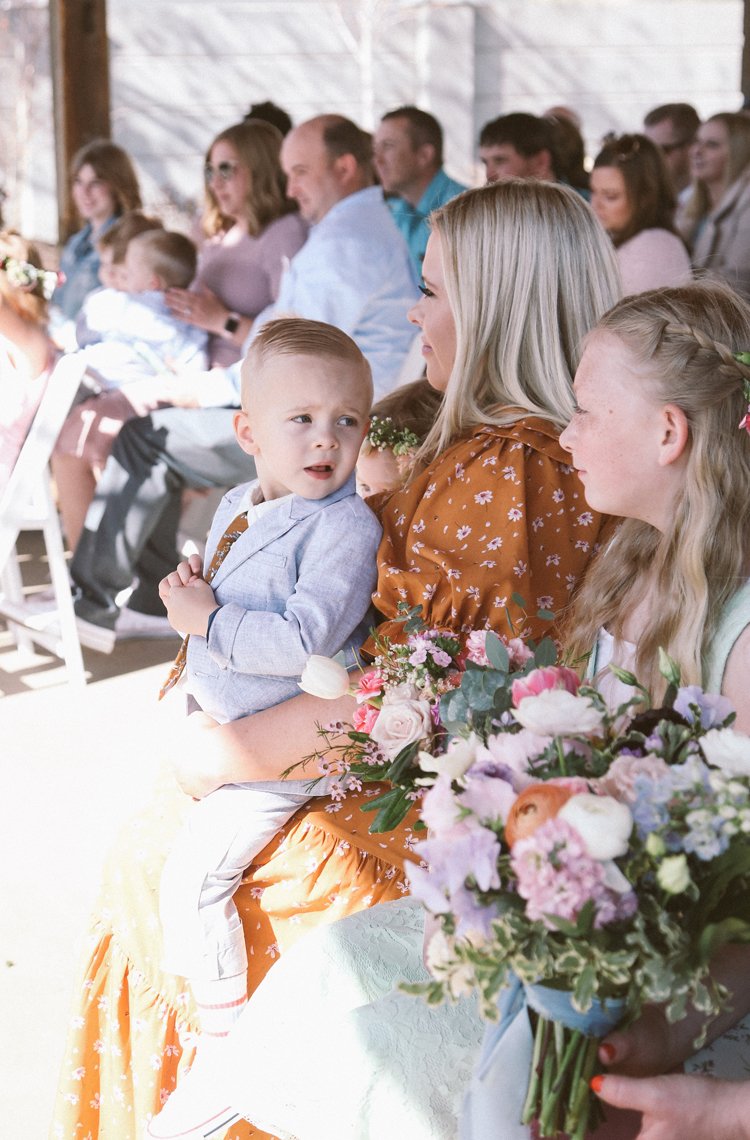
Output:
[{"xmin": 374, "ymin": 105, "xmax": 468, "ymax": 279}]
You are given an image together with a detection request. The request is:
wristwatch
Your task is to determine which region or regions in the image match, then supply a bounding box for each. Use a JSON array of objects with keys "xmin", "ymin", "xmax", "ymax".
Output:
[{"xmin": 224, "ymin": 312, "xmax": 240, "ymax": 335}]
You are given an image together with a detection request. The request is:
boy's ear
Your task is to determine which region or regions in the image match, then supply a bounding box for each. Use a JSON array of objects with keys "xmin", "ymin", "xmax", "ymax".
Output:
[{"xmin": 233, "ymin": 410, "xmax": 259, "ymax": 457}]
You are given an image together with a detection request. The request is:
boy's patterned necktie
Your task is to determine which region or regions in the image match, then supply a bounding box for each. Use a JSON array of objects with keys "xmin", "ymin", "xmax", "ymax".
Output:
[{"xmin": 158, "ymin": 510, "xmax": 249, "ymax": 700}]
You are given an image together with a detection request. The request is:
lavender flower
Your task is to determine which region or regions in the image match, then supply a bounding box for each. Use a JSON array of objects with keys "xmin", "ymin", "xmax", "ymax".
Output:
[{"xmin": 674, "ymin": 686, "xmax": 734, "ymax": 729}]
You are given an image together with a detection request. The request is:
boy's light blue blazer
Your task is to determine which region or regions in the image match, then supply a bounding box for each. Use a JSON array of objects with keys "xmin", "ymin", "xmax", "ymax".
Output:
[{"xmin": 184, "ymin": 473, "xmax": 382, "ymax": 726}]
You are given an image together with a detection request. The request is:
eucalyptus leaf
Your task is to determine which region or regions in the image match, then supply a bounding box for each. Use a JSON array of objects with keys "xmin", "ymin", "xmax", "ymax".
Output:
[{"xmin": 485, "ymin": 631, "xmax": 510, "ymax": 672}]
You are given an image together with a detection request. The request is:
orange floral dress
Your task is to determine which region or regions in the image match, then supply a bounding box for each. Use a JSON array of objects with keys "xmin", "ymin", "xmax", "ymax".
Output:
[{"xmin": 51, "ymin": 416, "xmax": 609, "ymax": 1140}]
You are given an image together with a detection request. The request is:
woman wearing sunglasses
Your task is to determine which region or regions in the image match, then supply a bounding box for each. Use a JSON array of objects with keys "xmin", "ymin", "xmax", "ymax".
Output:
[{"xmin": 166, "ymin": 119, "xmax": 307, "ymax": 367}]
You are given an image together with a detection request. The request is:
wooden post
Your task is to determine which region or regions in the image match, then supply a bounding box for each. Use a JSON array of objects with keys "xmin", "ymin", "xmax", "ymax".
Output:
[{"xmin": 50, "ymin": 0, "xmax": 111, "ymax": 241}]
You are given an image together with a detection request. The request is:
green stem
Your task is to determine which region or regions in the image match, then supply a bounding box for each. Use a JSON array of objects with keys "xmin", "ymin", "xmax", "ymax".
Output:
[
  {"xmin": 555, "ymin": 737, "xmax": 568, "ymax": 777},
  {"xmin": 551, "ymin": 1026, "xmax": 584, "ymax": 1095},
  {"xmin": 521, "ymin": 1013, "xmax": 546, "ymax": 1125},
  {"xmin": 565, "ymin": 1035, "xmax": 601, "ymax": 1140},
  {"xmin": 539, "ymin": 1023, "xmax": 561, "ymax": 1138}
]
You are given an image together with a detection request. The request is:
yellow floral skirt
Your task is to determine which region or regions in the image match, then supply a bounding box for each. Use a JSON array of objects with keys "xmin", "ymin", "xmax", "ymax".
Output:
[{"xmin": 51, "ymin": 770, "xmax": 420, "ymax": 1140}]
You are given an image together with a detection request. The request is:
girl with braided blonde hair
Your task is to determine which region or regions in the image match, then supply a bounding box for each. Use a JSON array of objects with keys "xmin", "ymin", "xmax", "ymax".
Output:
[{"xmin": 561, "ymin": 278, "xmax": 750, "ymax": 730}]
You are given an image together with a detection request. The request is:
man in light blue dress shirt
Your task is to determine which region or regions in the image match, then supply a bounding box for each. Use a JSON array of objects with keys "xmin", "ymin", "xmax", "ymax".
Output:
[
  {"xmin": 252, "ymin": 114, "xmax": 419, "ymax": 398},
  {"xmin": 374, "ymin": 106, "xmax": 468, "ymax": 280}
]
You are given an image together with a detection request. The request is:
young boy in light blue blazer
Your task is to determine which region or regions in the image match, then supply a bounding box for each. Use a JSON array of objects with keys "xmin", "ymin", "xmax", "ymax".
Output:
[{"xmin": 155, "ymin": 318, "xmax": 381, "ymax": 1067}]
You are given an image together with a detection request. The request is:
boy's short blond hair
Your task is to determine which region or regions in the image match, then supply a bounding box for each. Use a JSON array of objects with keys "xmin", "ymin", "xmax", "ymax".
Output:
[
  {"xmin": 241, "ymin": 318, "xmax": 373, "ymax": 409},
  {"xmin": 128, "ymin": 229, "xmax": 198, "ymax": 289}
]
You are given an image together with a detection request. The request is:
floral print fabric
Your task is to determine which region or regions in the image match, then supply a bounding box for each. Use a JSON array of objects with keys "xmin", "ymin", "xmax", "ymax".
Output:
[{"xmin": 367, "ymin": 417, "xmax": 608, "ymax": 650}]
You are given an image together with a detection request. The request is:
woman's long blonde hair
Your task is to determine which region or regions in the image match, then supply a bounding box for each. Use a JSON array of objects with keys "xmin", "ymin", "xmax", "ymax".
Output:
[
  {"xmin": 203, "ymin": 120, "xmax": 296, "ymax": 238},
  {"xmin": 680, "ymin": 112, "xmax": 750, "ymax": 245},
  {"xmin": 564, "ymin": 280, "xmax": 750, "ymax": 697},
  {"xmin": 417, "ymin": 180, "xmax": 621, "ymax": 467}
]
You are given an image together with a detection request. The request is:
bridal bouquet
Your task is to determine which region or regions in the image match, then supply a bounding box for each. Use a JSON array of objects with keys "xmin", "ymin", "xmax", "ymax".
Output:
[
  {"xmin": 295, "ymin": 604, "xmax": 558, "ymax": 832},
  {"xmin": 404, "ymin": 653, "xmax": 750, "ymax": 1140}
]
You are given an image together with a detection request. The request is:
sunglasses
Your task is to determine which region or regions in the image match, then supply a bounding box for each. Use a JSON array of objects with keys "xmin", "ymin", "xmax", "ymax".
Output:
[{"xmin": 204, "ymin": 161, "xmax": 239, "ymax": 184}]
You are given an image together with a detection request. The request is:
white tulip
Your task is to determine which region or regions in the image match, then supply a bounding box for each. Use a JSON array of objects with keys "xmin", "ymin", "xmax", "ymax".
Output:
[{"xmin": 298, "ymin": 655, "xmax": 352, "ymax": 699}]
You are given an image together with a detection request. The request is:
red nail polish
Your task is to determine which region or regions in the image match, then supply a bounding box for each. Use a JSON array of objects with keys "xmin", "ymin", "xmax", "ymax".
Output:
[
  {"xmin": 599, "ymin": 1042, "xmax": 616, "ymax": 1063},
  {"xmin": 590, "ymin": 1075, "xmax": 604, "ymax": 1094}
]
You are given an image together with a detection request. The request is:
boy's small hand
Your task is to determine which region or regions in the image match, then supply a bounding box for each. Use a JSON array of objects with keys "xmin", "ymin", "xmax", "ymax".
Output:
[
  {"xmin": 158, "ymin": 555, "xmax": 203, "ymax": 598},
  {"xmin": 159, "ymin": 556, "xmax": 218, "ymax": 636},
  {"xmin": 161, "ymin": 578, "xmax": 218, "ymax": 637}
]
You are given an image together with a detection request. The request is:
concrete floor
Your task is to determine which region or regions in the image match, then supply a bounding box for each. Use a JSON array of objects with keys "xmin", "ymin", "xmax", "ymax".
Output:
[{"xmin": 0, "ymin": 534, "xmax": 185, "ymax": 1136}]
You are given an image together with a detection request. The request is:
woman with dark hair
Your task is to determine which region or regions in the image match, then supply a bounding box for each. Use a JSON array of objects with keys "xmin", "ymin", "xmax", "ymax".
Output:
[
  {"xmin": 165, "ymin": 119, "xmax": 307, "ymax": 368},
  {"xmin": 53, "ymin": 138, "xmax": 142, "ymax": 322},
  {"xmin": 591, "ymin": 133, "xmax": 691, "ymax": 293},
  {"xmin": 545, "ymin": 111, "xmax": 590, "ymax": 199}
]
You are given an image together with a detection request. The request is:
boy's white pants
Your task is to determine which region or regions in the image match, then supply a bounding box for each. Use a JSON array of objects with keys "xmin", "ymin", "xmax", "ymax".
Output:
[{"xmin": 160, "ymin": 781, "xmax": 315, "ymax": 981}]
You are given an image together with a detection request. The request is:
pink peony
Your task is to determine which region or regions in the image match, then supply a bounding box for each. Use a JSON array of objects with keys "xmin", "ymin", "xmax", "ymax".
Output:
[
  {"xmin": 355, "ymin": 669, "xmax": 384, "ymax": 704},
  {"xmin": 511, "ymin": 665, "xmax": 580, "ymax": 706},
  {"xmin": 352, "ymin": 702, "xmax": 381, "ymax": 734}
]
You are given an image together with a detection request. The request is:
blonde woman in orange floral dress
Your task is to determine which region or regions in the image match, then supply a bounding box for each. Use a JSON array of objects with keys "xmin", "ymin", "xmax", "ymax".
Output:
[{"xmin": 53, "ymin": 180, "xmax": 621, "ymax": 1140}]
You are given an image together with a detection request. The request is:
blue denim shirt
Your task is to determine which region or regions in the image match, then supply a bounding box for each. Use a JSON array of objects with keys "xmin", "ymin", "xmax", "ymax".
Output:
[{"xmin": 54, "ymin": 217, "xmax": 117, "ymax": 320}]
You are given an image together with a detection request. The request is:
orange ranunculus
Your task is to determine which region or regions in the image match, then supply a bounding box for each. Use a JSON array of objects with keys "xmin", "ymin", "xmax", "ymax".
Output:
[{"xmin": 504, "ymin": 782, "xmax": 578, "ymax": 848}]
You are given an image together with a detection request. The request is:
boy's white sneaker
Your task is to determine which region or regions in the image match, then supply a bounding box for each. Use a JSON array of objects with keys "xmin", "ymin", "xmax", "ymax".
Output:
[{"xmin": 144, "ymin": 1040, "xmax": 240, "ymax": 1139}]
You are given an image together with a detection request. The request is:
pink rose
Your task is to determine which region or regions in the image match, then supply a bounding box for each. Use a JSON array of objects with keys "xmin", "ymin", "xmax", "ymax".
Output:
[
  {"xmin": 355, "ymin": 669, "xmax": 384, "ymax": 704},
  {"xmin": 352, "ymin": 703, "xmax": 380, "ymax": 734},
  {"xmin": 511, "ymin": 665, "xmax": 580, "ymax": 706}
]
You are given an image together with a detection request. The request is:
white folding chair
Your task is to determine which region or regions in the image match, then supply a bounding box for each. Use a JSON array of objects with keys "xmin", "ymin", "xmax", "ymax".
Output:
[{"xmin": 0, "ymin": 354, "xmax": 87, "ymax": 686}]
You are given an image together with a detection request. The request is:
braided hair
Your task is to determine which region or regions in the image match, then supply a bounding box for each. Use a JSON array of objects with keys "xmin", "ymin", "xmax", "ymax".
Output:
[{"xmin": 564, "ymin": 280, "xmax": 750, "ymax": 697}]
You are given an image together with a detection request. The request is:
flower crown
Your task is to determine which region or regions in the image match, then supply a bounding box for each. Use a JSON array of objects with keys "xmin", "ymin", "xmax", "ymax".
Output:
[
  {"xmin": 366, "ymin": 415, "xmax": 421, "ymax": 457},
  {"xmin": 734, "ymin": 352, "xmax": 750, "ymax": 434},
  {"xmin": 0, "ymin": 255, "xmax": 64, "ymax": 300}
]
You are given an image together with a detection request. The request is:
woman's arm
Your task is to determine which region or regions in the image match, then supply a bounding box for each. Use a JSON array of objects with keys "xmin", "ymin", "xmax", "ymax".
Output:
[
  {"xmin": 174, "ymin": 688, "xmax": 357, "ymax": 798},
  {"xmin": 721, "ymin": 624, "xmax": 750, "ymax": 733},
  {"xmin": 165, "ymin": 285, "xmax": 253, "ymax": 348}
]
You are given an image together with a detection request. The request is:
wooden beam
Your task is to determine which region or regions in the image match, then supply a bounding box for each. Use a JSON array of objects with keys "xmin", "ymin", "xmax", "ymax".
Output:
[{"xmin": 50, "ymin": 0, "xmax": 111, "ymax": 241}]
